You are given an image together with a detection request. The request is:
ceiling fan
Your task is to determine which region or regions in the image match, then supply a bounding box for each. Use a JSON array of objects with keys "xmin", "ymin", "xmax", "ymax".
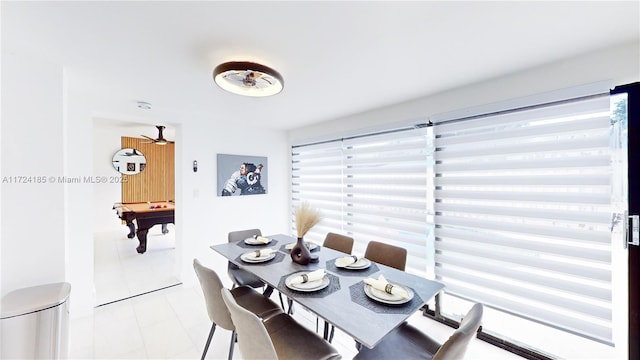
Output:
[
  {"xmin": 222, "ymin": 70, "xmax": 277, "ymax": 89},
  {"xmin": 141, "ymin": 125, "xmax": 172, "ymax": 145},
  {"xmin": 213, "ymin": 61, "xmax": 284, "ymax": 97}
]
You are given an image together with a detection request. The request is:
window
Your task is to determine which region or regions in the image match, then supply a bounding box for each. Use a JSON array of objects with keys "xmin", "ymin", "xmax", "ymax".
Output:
[
  {"xmin": 290, "ymin": 86, "xmax": 627, "ymax": 358},
  {"xmin": 291, "ymin": 127, "xmax": 430, "ymax": 276},
  {"xmin": 433, "ymin": 92, "xmax": 626, "ymax": 354}
]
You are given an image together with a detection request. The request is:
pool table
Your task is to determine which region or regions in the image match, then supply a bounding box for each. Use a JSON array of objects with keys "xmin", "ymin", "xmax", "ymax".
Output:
[{"xmin": 113, "ymin": 201, "xmax": 175, "ymax": 254}]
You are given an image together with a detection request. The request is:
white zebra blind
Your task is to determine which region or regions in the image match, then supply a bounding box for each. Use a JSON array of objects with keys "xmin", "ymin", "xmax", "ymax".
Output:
[
  {"xmin": 291, "ymin": 127, "xmax": 429, "ymax": 275},
  {"xmin": 433, "ymin": 94, "xmax": 614, "ymax": 343}
]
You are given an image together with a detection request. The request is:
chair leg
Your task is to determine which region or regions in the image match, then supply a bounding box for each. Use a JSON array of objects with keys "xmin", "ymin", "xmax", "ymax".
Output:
[
  {"xmin": 329, "ymin": 324, "xmax": 335, "ymax": 343},
  {"xmin": 262, "ymin": 285, "xmax": 274, "ymax": 298},
  {"xmin": 277, "ymin": 293, "xmax": 294, "ymax": 314},
  {"xmin": 322, "ymin": 320, "xmax": 335, "ymax": 342},
  {"xmin": 287, "ymin": 298, "xmax": 294, "ymax": 315},
  {"xmin": 323, "ymin": 320, "xmax": 329, "ymax": 339},
  {"xmin": 201, "ymin": 323, "xmax": 216, "ymax": 360},
  {"xmin": 227, "ymin": 330, "xmax": 237, "ymax": 360}
]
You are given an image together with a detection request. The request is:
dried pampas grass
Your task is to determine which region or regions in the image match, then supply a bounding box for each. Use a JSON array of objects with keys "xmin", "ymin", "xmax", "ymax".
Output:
[{"xmin": 295, "ymin": 202, "xmax": 322, "ymax": 237}]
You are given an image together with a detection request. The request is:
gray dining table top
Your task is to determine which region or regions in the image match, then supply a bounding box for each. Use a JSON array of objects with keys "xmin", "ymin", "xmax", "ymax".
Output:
[{"xmin": 210, "ymin": 233, "xmax": 445, "ymax": 349}]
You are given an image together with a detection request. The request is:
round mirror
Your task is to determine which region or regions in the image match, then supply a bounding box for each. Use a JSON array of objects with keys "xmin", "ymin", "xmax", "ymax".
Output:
[{"xmin": 112, "ymin": 148, "xmax": 147, "ymax": 175}]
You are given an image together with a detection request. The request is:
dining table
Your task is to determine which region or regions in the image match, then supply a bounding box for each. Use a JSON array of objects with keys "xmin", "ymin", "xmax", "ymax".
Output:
[{"xmin": 210, "ymin": 233, "xmax": 445, "ymax": 349}]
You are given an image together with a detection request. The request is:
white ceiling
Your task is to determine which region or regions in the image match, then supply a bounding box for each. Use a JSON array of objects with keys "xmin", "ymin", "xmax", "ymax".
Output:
[{"xmin": 3, "ymin": 1, "xmax": 639, "ymax": 133}]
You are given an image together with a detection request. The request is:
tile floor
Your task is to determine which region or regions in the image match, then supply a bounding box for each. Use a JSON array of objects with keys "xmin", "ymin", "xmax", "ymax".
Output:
[
  {"xmin": 76, "ymin": 229, "xmax": 522, "ymax": 359},
  {"xmin": 69, "ymin": 283, "xmax": 523, "ymax": 359},
  {"xmin": 94, "ymin": 227, "xmax": 180, "ymax": 306}
]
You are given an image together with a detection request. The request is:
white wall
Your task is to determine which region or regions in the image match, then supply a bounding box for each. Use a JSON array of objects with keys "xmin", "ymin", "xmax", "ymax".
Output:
[
  {"xmin": 1, "ymin": 48, "xmax": 67, "ymax": 295},
  {"xmin": 92, "ymin": 122, "xmax": 130, "ymax": 233},
  {"xmin": 175, "ymin": 120, "xmax": 291, "ymax": 287},
  {"xmin": 63, "ymin": 70, "xmax": 96, "ymax": 315}
]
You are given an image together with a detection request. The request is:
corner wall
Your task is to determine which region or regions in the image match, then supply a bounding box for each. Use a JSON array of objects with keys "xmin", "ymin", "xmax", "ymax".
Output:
[{"xmin": 1, "ymin": 49, "xmax": 66, "ymax": 296}]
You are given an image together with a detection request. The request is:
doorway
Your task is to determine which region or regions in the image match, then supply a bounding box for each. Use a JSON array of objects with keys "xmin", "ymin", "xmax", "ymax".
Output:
[{"xmin": 92, "ymin": 119, "xmax": 180, "ymax": 306}]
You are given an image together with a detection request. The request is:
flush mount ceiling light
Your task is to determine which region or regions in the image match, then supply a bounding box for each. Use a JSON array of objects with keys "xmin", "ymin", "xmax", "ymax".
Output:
[
  {"xmin": 137, "ymin": 101, "xmax": 152, "ymax": 110},
  {"xmin": 213, "ymin": 61, "xmax": 284, "ymax": 97}
]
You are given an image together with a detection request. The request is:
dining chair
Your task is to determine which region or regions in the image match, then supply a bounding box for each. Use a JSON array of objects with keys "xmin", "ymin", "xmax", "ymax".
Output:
[
  {"xmin": 353, "ymin": 303, "xmax": 484, "ymax": 360},
  {"xmin": 192, "ymin": 259, "xmax": 282, "ymax": 360},
  {"xmin": 318, "ymin": 232, "xmax": 354, "ymax": 341},
  {"xmin": 228, "ymin": 229, "xmax": 268, "ymax": 290},
  {"xmin": 228, "ymin": 228, "xmax": 293, "ymax": 313},
  {"xmin": 323, "ymin": 232, "xmax": 354, "ymax": 254},
  {"xmin": 221, "ymin": 287, "xmax": 342, "ymax": 360},
  {"xmin": 364, "ymin": 240, "xmax": 407, "ymax": 271}
]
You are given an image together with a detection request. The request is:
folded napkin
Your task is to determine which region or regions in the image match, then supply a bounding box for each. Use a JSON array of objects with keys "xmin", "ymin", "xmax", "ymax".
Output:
[
  {"xmin": 364, "ymin": 275, "xmax": 409, "ymax": 299},
  {"xmin": 249, "ymin": 248, "xmax": 277, "ymax": 258},
  {"xmin": 251, "ymin": 235, "xmax": 271, "ymax": 244},
  {"xmin": 289, "ymin": 269, "xmax": 326, "ymax": 285},
  {"xmin": 335, "ymin": 255, "xmax": 363, "ymax": 267}
]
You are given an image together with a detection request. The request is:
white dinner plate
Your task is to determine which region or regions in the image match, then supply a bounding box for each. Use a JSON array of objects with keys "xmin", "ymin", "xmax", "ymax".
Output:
[
  {"xmin": 364, "ymin": 282, "xmax": 414, "ymax": 304},
  {"xmin": 335, "ymin": 257, "xmax": 371, "ymax": 270},
  {"xmin": 240, "ymin": 251, "xmax": 276, "ymax": 263},
  {"xmin": 244, "ymin": 237, "xmax": 272, "ymax": 245},
  {"xmin": 285, "ymin": 272, "xmax": 330, "ymax": 292}
]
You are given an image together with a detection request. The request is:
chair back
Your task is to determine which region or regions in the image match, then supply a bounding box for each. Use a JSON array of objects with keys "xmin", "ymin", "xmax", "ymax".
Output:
[
  {"xmin": 221, "ymin": 288, "xmax": 278, "ymax": 360},
  {"xmin": 193, "ymin": 259, "xmax": 235, "ymax": 330},
  {"xmin": 433, "ymin": 303, "xmax": 483, "ymax": 360},
  {"xmin": 364, "ymin": 241, "xmax": 407, "ymax": 271},
  {"xmin": 228, "ymin": 228, "xmax": 262, "ymax": 243},
  {"xmin": 227, "ymin": 229, "xmax": 262, "ymax": 272},
  {"xmin": 323, "ymin": 232, "xmax": 354, "ymax": 254}
]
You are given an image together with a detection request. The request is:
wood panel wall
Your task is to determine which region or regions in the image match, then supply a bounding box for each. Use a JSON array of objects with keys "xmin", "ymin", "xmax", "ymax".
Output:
[{"xmin": 121, "ymin": 136, "xmax": 175, "ymax": 203}]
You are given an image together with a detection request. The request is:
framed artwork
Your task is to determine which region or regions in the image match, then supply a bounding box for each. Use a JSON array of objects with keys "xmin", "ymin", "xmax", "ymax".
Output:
[{"xmin": 217, "ymin": 153, "xmax": 268, "ymax": 196}]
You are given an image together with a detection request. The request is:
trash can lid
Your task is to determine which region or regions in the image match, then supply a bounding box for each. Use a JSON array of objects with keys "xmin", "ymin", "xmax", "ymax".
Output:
[{"xmin": 1, "ymin": 282, "xmax": 71, "ymax": 319}]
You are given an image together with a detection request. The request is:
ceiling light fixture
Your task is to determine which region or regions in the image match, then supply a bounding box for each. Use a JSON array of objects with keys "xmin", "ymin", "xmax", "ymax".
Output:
[
  {"xmin": 213, "ymin": 61, "xmax": 284, "ymax": 97},
  {"xmin": 137, "ymin": 101, "xmax": 152, "ymax": 110}
]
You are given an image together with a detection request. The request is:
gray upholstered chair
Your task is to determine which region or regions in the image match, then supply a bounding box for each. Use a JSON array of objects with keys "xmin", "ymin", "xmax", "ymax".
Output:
[
  {"xmin": 193, "ymin": 259, "xmax": 282, "ymax": 360},
  {"xmin": 353, "ymin": 303, "xmax": 484, "ymax": 360},
  {"xmin": 323, "ymin": 232, "xmax": 354, "ymax": 254},
  {"xmin": 228, "ymin": 229, "xmax": 267, "ymax": 289},
  {"xmin": 364, "ymin": 240, "xmax": 407, "ymax": 271},
  {"xmin": 319, "ymin": 232, "xmax": 354, "ymax": 341},
  {"xmin": 228, "ymin": 228, "xmax": 291, "ymax": 311},
  {"xmin": 221, "ymin": 288, "xmax": 342, "ymax": 360}
]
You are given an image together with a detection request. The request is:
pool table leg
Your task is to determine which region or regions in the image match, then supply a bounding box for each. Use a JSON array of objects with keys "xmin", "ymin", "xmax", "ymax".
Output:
[
  {"xmin": 136, "ymin": 228, "xmax": 148, "ymax": 254},
  {"xmin": 126, "ymin": 221, "xmax": 136, "ymax": 239}
]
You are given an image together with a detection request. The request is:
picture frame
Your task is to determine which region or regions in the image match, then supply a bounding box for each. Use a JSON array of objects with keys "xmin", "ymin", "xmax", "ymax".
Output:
[{"xmin": 217, "ymin": 153, "xmax": 268, "ymax": 196}]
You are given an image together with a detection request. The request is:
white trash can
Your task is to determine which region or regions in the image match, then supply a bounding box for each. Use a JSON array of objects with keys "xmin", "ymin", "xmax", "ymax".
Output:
[{"xmin": 1, "ymin": 282, "xmax": 71, "ymax": 359}]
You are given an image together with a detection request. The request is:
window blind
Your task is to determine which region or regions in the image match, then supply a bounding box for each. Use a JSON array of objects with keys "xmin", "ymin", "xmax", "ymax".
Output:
[
  {"xmin": 291, "ymin": 128, "xmax": 429, "ymax": 275},
  {"xmin": 433, "ymin": 94, "xmax": 615, "ymax": 343}
]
